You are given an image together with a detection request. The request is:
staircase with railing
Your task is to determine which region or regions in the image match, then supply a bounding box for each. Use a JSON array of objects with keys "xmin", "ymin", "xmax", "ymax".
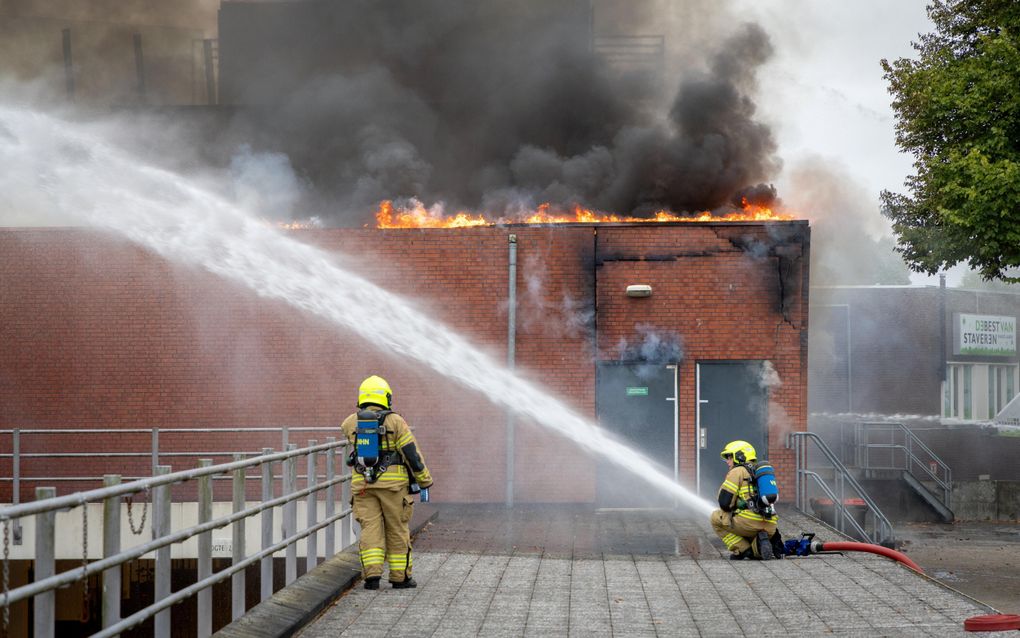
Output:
[
  {"xmin": 788, "ymin": 431, "xmax": 896, "ymax": 546},
  {"xmin": 845, "ymin": 422, "xmax": 954, "ymax": 522}
]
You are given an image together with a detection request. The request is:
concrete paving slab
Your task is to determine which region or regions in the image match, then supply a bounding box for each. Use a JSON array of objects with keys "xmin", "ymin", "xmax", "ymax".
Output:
[{"xmin": 289, "ymin": 504, "xmax": 1013, "ymax": 637}]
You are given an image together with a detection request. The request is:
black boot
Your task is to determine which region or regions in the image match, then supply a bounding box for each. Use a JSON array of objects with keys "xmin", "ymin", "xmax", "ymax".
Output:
[
  {"xmin": 363, "ymin": 577, "xmax": 380, "ymax": 590},
  {"xmin": 757, "ymin": 531, "xmax": 774, "ymax": 560},
  {"xmin": 729, "ymin": 548, "xmax": 755, "ymax": 560},
  {"xmin": 770, "ymin": 531, "xmax": 785, "ymax": 559},
  {"xmin": 391, "ymin": 577, "xmax": 417, "ymax": 589}
]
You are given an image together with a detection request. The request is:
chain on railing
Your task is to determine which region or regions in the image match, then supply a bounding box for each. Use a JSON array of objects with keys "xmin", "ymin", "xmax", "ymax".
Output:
[
  {"xmin": 125, "ymin": 489, "xmax": 148, "ymax": 535},
  {"xmin": 0, "ymin": 437, "xmax": 352, "ymax": 638}
]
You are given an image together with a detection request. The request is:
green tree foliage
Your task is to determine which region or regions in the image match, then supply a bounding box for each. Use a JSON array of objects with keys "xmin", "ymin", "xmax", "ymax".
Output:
[{"xmin": 881, "ymin": 1, "xmax": 1020, "ymax": 281}]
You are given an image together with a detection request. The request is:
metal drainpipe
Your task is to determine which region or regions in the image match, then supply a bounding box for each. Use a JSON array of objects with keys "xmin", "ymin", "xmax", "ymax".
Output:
[
  {"xmin": 506, "ymin": 234, "xmax": 518, "ymax": 507},
  {"xmin": 940, "ymin": 273, "xmax": 947, "ymax": 414}
]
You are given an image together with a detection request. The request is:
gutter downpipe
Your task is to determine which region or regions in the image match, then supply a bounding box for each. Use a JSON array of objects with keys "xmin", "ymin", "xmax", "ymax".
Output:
[
  {"xmin": 506, "ymin": 234, "xmax": 518, "ymax": 507},
  {"xmin": 940, "ymin": 273, "xmax": 947, "ymax": 415}
]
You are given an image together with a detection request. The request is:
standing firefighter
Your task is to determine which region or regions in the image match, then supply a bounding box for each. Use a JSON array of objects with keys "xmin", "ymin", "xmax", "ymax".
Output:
[
  {"xmin": 341, "ymin": 375, "xmax": 433, "ymax": 589},
  {"xmin": 710, "ymin": 440, "xmax": 779, "ymax": 560}
]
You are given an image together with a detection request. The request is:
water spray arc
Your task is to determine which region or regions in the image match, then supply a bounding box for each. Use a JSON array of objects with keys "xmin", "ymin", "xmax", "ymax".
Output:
[{"xmin": 0, "ymin": 107, "xmax": 716, "ymax": 516}]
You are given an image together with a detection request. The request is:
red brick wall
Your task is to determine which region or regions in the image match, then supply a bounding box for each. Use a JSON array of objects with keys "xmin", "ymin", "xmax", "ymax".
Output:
[
  {"xmin": 0, "ymin": 223, "xmax": 808, "ymax": 502},
  {"xmin": 595, "ymin": 224, "xmax": 808, "ymax": 492}
]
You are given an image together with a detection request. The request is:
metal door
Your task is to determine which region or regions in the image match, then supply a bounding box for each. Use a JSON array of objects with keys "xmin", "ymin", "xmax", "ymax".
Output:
[
  {"xmin": 595, "ymin": 363, "xmax": 677, "ymax": 508},
  {"xmin": 696, "ymin": 361, "xmax": 768, "ymax": 496}
]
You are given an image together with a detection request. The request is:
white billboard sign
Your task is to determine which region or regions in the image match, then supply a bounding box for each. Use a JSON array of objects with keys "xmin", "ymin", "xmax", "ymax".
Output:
[{"xmin": 956, "ymin": 313, "xmax": 1017, "ymax": 356}]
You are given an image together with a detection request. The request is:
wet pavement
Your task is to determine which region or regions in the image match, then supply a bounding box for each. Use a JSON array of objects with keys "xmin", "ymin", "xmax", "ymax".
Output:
[
  {"xmin": 297, "ymin": 505, "xmax": 1012, "ymax": 637},
  {"xmin": 899, "ymin": 520, "xmax": 1020, "ymax": 615}
]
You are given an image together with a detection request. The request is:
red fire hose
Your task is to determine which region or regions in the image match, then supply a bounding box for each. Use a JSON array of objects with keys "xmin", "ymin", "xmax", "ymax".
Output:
[{"xmin": 817, "ymin": 541, "xmax": 923, "ymax": 573}]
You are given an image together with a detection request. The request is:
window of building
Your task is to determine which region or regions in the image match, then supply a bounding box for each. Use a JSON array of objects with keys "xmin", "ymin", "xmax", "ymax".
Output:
[
  {"xmin": 988, "ymin": 364, "xmax": 1020, "ymax": 418},
  {"xmin": 949, "ymin": 363, "xmax": 1019, "ymax": 420},
  {"xmin": 963, "ymin": 365, "xmax": 972, "ymax": 419}
]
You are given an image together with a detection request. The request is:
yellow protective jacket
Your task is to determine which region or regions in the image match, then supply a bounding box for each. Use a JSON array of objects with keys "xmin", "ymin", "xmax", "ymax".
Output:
[
  {"xmin": 341, "ymin": 407, "xmax": 433, "ymax": 491},
  {"xmin": 718, "ymin": 465, "xmax": 778, "ymax": 524}
]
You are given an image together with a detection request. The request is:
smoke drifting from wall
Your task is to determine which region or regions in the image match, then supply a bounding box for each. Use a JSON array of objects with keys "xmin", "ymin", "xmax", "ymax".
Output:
[
  {"xmin": 759, "ymin": 360, "xmax": 795, "ymax": 440},
  {"xmin": 228, "ymin": 144, "xmax": 306, "ymax": 222},
  {"xmin": 615, "ymin": 324, "xmax": 684, "ymax": 380},
  {"xmin": 787, "ymin": 158, "xmax": 910, "ymax": 286},
  {"xmin": 217, "ymin": 1, "xmax": 781, "ymax": 223},
  {"xmin": 518, "ymin": 253, "xmax": 595, "ymax": 342}
]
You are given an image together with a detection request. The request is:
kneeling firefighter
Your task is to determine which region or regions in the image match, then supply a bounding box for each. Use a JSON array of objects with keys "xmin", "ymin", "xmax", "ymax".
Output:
[
  {"xmin": 709, "ymin": 440, "xmax": 780, "ymax": 560},
  {"xmin": 341, "ymin": 375, "xmax": 433, "ymax": 589}
]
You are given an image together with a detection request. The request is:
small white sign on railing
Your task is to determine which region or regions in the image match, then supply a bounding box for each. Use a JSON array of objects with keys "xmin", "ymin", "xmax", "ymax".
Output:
[{"xmin": 212, "ymin": 538, "xmax": 233, "ymax": 557}]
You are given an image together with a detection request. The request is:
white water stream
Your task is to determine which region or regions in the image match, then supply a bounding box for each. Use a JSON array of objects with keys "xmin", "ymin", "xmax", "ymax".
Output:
[{"xmin": 0, "ymin": 107, "xmax": 715, "ymax": 516}]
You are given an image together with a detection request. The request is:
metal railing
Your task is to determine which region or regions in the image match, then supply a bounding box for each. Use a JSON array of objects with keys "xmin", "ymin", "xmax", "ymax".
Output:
[
  {"xmin": 788, "ymin": 431, "xmax": 895, "ymax": 545},
  {"xmin": 0, "ymin": 426, "xmax": 341, "ymax": 518},
  {"xmin": 854, "ymin": 422, "xmax": 952, "ymax": 509},
  {"xmin": 0, "ymin": 438, "xmax": 352, "ymax": 638}
]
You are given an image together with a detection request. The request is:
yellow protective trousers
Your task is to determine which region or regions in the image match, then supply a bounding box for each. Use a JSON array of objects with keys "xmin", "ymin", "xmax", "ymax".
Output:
[
  {"xmin": 710, "ymin": 509, "xmax": 777, "ymax": 557},
  {"xmin": 353, "ymin": 487, "xmax": 415, "ymax": 582}
]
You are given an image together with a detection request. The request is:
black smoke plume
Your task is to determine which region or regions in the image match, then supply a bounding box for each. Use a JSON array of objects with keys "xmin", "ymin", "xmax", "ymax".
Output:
[{"xmin": 208, "ymin": 1, "xmax": 781, "ymax": 222}]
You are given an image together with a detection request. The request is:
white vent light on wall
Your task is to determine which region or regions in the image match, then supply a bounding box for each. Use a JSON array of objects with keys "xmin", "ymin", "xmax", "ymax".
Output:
[{"xmin": 626, "ymin": 284, "xmax": 652, "ymax": 298}]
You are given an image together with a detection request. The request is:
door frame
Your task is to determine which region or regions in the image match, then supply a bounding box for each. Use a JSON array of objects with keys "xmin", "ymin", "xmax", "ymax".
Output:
[
  {"xmin": 695, "ymin": 360, "xmax": 768, "ymax": 495},
  {"xmin": 594, "ymin": 362, "xmax": 679, "ymax": 507}
]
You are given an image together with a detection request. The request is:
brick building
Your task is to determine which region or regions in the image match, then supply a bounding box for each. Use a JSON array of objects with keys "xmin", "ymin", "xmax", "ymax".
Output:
[
  {"xmin": 810, "ymin": 284, "xmax": 1020, "ymax": 419},
  {"xmin": 1, "ymin": 222, "xmax": 809, "ymax": 504}
]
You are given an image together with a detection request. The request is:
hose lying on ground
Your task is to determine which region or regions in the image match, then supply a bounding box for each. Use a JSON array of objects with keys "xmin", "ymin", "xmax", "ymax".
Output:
[{"xmin": 783, "ymin": 533, "xmax": 922, "ymax": 573}]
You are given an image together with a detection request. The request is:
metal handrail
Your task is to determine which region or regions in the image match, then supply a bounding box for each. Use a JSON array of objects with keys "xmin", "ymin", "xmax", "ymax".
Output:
[
  {"xmin": 858, "ymin": 422, "xmax": 952, "ymax": 509},
  {"xmin": 0, "ymin": 437, "xmax": 354, "ymax": 638},
  {"xmin": 799, "ymin": 470, "xmax": 871, "ymax": 542},
  {"xmin": 0, "ymin": 425, "xmax": 343, "ymax": 501},
  {"xmin": 788, "ymin": 431, "xmax": 895, "ymax": 545}
]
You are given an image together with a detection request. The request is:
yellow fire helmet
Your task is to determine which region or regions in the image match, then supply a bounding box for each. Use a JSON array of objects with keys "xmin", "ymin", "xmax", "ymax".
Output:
[
  {"xmin": 720, "ymin": 440, "xmax": 757, "ymax": 464},
  {"xmin": 357, "ymin": 375, "xmax": 392, "ymax": 409}
]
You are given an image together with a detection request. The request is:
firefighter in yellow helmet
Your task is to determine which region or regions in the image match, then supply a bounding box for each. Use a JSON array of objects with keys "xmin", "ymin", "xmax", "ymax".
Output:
[
  {"xmin": 341, "ymin": 375, "xmax": 433, "ymax": 589},
  {"xmin": 709, "ymin": 440, "xmax": 778, "ymax": 560}
]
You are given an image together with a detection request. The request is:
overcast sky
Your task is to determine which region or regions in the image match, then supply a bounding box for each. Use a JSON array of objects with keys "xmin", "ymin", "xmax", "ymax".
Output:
[
  {"xmin": 734, "ymin": 1, "xmax": 947, "ymax": 283},
  {"xmin": 745, "ymin": 1, "xmax": 931, "ymax": 201}
]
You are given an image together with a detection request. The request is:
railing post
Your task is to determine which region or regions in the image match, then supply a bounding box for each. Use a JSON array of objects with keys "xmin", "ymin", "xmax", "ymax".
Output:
[
  {"xmin": 12, "ymin": 429, "xmax": 19, "ymax": 507},
  {"xmin": 260, "ymin": 448, "xmax": 274, "ymax": 602},
  {"xmin": 284, "ymin": 444, "xmax": 297, "ymax": 584},
  {"xmin": 231, "ymin": 453, "xmax": 246, "ymax": 620},
  {"xmin": 197, "ymin": 459, "xmax": 213, "ymax": 638},
  {"xmin": 151, "ymin": 428, "xmax": 159, "ymax": 475},
  {"xmin": 34, "ymin": 487, "xmax": 56, "ymax": 638},
  {"xmin": 12, "ymin": 429, "xmax": 22, "ymax": 544},
  {"xmin": 324, "ymin": 437, "xmax": 336, "ymax": 557},
  {"xmin": 102, "ymin": 475, "xmax": 122, "ymax": 633},
  {"xmin": 152, "ymin": 465, "xmax": 172, "ymax": 638},
  {"xmin": 306, "ymin": 436, "xmax": 318, "ymax": 571},
  {"xmin": 342, "ymin": 445, "xmax": 353, "ymax": 550}
]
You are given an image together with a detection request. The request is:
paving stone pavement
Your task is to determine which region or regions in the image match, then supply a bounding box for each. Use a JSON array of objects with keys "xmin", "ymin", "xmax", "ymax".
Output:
[{"xmin": 296, "ymin": 505, "xmax": 1011, "ymax": 637}]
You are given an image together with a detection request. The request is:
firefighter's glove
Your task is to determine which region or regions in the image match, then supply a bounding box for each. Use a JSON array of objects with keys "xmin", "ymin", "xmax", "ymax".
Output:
[{"xmin": 736, "ymin": 498, "xmax": 748, "ymax": 510}]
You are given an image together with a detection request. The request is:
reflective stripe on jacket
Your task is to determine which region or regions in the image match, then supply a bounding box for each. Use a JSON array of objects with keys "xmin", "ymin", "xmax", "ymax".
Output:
[
  {"xmin": 718, "ymin": 465, "xmax": 777, "ymax": 523},
  {"xmin": 341, "ymin": 408, "xmax": 432, "ymax": 490}
]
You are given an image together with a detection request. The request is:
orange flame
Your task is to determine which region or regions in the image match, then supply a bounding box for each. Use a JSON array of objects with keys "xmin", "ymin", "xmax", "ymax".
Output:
[{"xmin": 375, "ymin": 198, "xmax": 793, "ymax": 228}]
